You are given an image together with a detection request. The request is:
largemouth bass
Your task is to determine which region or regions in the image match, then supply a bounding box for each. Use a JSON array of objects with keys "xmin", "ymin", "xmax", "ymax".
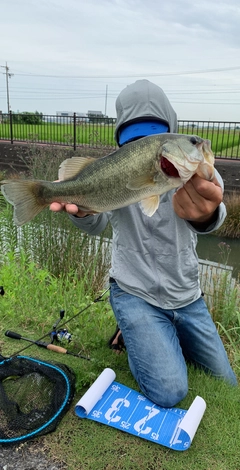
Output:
[{"xmin": 0, "ymin": 133, "xmax": 215, "ymax": 226}]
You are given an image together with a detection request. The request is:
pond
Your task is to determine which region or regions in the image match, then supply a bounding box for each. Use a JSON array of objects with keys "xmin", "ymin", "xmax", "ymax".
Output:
[{"xmin": 197, "ymin": 235, "xmax": 240, "ymax": 279}]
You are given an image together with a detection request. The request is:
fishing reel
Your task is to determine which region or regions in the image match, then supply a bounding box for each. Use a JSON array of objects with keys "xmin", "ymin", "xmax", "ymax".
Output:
[
  {"xmin": 50, "ymin": 309, "xmax": 72, "ymax": 344},
  {"xmin": 50, "ymin": 328, "xmax": 72, "ymax": 344}
]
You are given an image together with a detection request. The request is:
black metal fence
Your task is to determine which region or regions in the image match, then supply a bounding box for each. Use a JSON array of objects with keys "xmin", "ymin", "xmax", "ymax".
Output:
[{"xmin": 0, "ymin": 112, "xmax": 239, "ymax": 159}]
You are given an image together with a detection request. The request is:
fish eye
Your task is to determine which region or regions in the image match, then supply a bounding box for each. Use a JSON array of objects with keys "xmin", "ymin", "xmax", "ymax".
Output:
[{"xmin": 190, "ymin": 136, "xmax": 198, "ymax": 145}]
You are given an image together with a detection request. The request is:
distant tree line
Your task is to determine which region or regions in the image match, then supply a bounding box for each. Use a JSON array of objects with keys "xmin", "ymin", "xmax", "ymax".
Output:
[{"xmin": 11, "ymin": 111, "xmax": 43, "ymax": 124}]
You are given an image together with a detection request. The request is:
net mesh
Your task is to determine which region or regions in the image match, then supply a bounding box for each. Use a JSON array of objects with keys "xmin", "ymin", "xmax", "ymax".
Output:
[{"xmin": 0, "ymin": 355, "xmax": 75, "ymax": 445}]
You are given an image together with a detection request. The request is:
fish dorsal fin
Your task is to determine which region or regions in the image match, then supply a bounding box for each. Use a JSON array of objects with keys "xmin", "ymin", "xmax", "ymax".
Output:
[
  {"xmin": 139, "ymin": 195, "xmax": 160, "ymax": 217},
  {"xmin": 58, "ymin": 156, "xmax": 97, "ymax": 181},
  {"xmin": 126, "ymin": 175, "xmax": 155, "ymax": 190}
]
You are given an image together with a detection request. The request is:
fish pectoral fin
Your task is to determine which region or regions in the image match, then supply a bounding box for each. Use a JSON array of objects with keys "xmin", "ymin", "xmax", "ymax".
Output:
[
  {"xmin": 126, "ymin": 175, "xmax": 155, "ymax": 190},
  {"xmin": 58, "ymin": 156, "xmax": 97, "ymax": 181},
  {"xmin": 139, "ymin": 195, "xmax": 160, "ymax": 217}
]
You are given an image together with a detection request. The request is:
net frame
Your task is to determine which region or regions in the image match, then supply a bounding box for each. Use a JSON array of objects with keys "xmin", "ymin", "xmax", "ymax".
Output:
[{"xmin": 0, "ymin": 354, "xmax": 75, "ymax": 445}]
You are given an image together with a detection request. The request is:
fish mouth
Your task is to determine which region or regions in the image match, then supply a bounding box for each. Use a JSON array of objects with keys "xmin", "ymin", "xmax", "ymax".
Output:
[{"xmin": 160, "ymin": 157, "xmax": 180, "ymax": 178}]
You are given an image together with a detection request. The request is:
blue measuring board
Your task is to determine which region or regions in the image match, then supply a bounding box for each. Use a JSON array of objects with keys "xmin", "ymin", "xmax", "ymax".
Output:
[{"xmin": 75, "ymin": 369, "xmax": 206, "ymax": 451}]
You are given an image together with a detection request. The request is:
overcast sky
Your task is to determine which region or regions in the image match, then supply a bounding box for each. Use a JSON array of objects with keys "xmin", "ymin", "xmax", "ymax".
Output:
[{"xmin": 0, "ymin": 0, "xmax": 240, "ymax": 121}]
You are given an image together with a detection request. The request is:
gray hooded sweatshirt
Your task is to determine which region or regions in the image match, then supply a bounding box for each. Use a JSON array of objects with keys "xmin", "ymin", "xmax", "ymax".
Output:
[{"xmin": 69, "ymin": 80, "xmax": 226, "ymax": 309}]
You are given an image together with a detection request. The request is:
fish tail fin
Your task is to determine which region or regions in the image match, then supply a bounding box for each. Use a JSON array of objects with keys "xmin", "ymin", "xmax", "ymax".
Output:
[{"xmin": 1, "ymin": 179, "xmax": 48, "ymax": 226}]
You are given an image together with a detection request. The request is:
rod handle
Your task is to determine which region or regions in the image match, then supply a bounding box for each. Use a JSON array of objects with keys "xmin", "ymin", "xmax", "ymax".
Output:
[
  {"xmin": 5, "ymin": 330, "xmax": 22, "ymax": 340},
  {"xmin": 46, "ymin": 344, "xmax": 67, "ymax": 354}
]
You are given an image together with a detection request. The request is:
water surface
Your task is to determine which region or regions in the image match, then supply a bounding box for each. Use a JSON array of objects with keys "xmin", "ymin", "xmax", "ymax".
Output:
[{"xmin": 197, "ymin": 234, "xmax": 240, "ymax": 279}]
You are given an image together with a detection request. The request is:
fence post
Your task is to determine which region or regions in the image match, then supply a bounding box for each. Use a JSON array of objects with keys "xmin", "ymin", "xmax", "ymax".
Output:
[
  {"xmin": 73, "ymin": 112, "xmax": 76, "ymax": 151},
  {"xmin": 9, "ymin": 110, "xmax": 13, "ymax": 144}
]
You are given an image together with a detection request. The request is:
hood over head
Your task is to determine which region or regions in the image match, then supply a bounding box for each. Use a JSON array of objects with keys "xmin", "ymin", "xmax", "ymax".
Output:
[{"xmin": 115, "ymin": 79, "xmax": 178, "ymax": 146}]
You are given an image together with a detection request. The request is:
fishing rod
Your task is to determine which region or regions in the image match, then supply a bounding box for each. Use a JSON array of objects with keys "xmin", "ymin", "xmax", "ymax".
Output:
[
  {"xmin": 4, "ymin": 287, "xmax": 110, "ymax": 358},
  {"xmin": 5, "ymin": 330, "xmax": 90, "ymax": 360}
]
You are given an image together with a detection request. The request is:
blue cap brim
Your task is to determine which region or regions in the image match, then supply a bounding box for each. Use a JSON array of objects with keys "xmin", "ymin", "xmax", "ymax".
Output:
[{"xmin": 118, "ymin": 121, "xmax": 169, "ymax": 146}]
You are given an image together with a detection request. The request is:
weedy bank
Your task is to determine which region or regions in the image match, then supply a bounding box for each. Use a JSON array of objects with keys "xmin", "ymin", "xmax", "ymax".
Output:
[
  {"xmin": 0, "ymin": 144, "xmax": 240, "ymax": 469},
  {"xmin": 216, "ymin": 191, "xmax": 240, "ymax": 238}
]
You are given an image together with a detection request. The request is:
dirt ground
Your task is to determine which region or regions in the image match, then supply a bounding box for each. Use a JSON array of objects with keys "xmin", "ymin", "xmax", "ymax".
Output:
[
  {"xmin": 0, "ymin": 440, "xmax": 67, "ymax": 470},
  {"xmin": 215, "ymin": 159, "xmax": 240, "ymax": 192}
]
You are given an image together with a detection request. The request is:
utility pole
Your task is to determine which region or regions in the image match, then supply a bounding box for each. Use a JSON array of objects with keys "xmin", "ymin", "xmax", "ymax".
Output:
[
  {"xmin": 104, "ymin": 84, "xmax": 108, "ymax": 116},
  {"xmin": 0, "ymin": 62, "xmax": 13, "ymax": 113}
]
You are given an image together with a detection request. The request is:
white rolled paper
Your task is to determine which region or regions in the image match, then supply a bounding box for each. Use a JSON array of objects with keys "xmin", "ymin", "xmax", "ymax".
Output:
[
  {"xmin": 75, "ymin": 367, "xmax": 116, "ymax": 416},
  {"xmin": 178, "ymin": 395, "xmax": 206, "ymax": 441}
]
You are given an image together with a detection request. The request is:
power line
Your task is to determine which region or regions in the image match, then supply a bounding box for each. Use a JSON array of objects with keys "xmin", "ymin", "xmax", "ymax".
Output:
[
  {"xmin": 1, "ymin": 94, "xmax": 238, "ymax": 104},
  {"xmin": 11, "ymin": 65, "xmax": 240, "ymax": 80},
  {"xmin": 2, "ymin": 88, "xmax": 240, "ymax": 96},
  {"xmin": 172, "ymin": 101, "xmax": 240, "ymax": 105}
]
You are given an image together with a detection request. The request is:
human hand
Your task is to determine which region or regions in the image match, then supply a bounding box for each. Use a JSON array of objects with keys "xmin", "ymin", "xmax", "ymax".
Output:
[
  {"xmin": 49, "ymin": 180, "xmax": 91, "ymax": 217},
  {"xmin": 50, "ymin": 202, "xmax": 89, "ymax": 217},
  {"xmin": 172, "ymin": 174, "xmax": 223, "ymax": 224}
]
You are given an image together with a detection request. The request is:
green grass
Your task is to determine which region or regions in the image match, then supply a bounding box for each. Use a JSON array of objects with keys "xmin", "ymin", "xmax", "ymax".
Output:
[
  {"xmin": 0, "ymin": 255, "xmax": 239, "ymax": 469},
  {"xmin": 0, "ymin": 121, "xmax": 117, "ymax": 147},
  {"xmin": 178, "ymin": 125, "xmax": 240, "ymax": 157},
  {"xmin": 50, "ymin": 377, "xmax": 240, "ymax": 470},
  {"xmin": 1, "ymin": 122, "xmax": 239, "ymax": 156}
]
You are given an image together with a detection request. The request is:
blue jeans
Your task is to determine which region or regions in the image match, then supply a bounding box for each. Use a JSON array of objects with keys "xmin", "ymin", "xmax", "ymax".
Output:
[{"xmin": 110, "ymin": 281, "xmax": 237, "ymax": 407}]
